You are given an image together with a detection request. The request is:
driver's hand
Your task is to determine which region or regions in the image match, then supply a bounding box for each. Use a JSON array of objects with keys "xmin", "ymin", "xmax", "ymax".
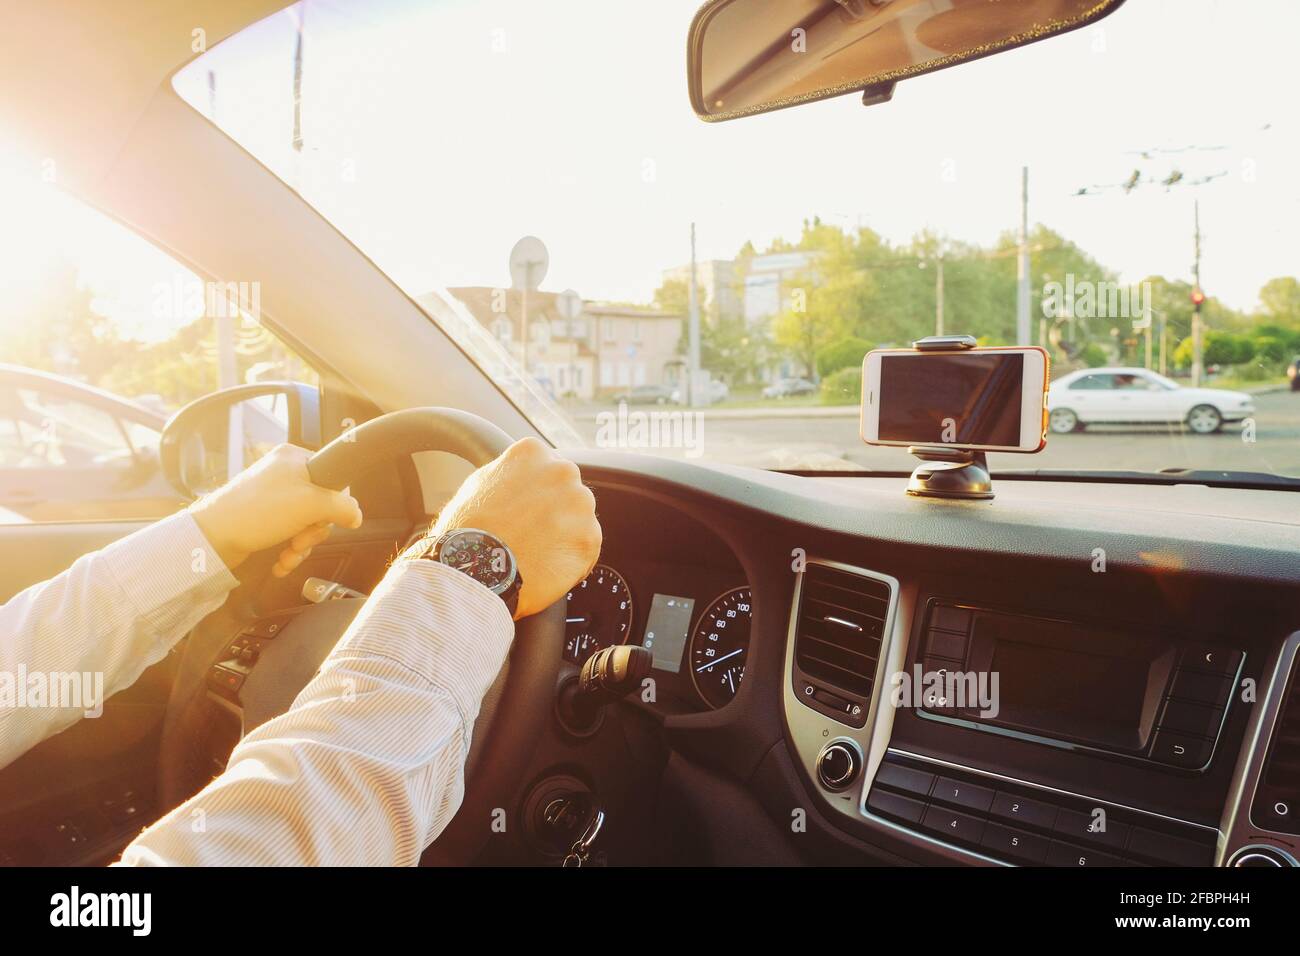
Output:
[
  {"xmin": 430, "ymin": 437, "xmax": 600, "ymax": 619},
  {"xmin": 190, "ymin": 444, "xmax": 364, "ymax": 577}
]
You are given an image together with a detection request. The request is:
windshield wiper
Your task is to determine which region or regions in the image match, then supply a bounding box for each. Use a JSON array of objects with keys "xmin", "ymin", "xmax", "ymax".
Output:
[{"xmin": 993, "ymin": 468, "xmax": 1300, "ymax": 491}]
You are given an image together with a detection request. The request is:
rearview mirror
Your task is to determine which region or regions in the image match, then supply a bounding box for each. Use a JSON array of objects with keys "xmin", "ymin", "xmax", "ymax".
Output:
[
  {"xmin": 159, "ymin": 382, "xmax": 322, "ymax": 499},
  {"xmin": 687, "ymin": 0, "xmax": 1125, "ymax": 121}
]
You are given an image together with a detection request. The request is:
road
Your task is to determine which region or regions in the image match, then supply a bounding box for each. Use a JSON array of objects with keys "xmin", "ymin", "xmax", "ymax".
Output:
[{"xmin": 573, "ymin": 390, "xmax": 1300, "ymax": 477}]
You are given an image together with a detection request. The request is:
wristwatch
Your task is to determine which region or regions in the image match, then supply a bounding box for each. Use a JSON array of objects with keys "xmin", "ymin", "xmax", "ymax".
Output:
[{"xmin": 404, "ymin": 527, "xmax": 522, "ymax": 615}]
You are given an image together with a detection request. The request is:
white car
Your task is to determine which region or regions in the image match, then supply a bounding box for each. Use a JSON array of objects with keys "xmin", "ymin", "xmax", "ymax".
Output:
[
  {"xmin": 1048, "ymin": 367, "xmax": 1254, "ymax": 435},
  {"xmin": 670, "ymin": 379, "xmax": 729, "ymax": 404}
]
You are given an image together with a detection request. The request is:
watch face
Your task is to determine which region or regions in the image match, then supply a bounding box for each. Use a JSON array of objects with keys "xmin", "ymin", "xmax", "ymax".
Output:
[{"xmin": 437, "ymin": 529, "xmax": 515, "ymax": 594}]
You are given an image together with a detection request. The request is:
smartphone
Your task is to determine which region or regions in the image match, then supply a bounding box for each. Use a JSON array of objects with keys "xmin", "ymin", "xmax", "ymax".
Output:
[{"xmin": 860, "ymin": 346, "xmax": 1050, "ymax": 452}]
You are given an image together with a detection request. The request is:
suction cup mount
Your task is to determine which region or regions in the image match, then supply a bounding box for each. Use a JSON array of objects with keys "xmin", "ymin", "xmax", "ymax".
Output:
[{"xmin": 905, "ymin": 335, "xmax": 995, "ymax": 501}]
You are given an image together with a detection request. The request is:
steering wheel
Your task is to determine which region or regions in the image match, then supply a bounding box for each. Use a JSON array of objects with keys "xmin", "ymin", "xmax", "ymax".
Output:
[{"xmin": 159, "ymin": 408, "xmax": 564, "ymax": 865}]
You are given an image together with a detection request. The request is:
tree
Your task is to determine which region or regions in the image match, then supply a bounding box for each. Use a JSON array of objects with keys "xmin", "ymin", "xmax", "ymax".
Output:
[{"xmin": 816, "ymin": 337, "xmax": 873, "ymax": 378}]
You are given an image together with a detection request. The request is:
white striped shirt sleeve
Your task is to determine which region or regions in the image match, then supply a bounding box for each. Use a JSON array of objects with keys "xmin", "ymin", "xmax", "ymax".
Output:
[
  {"xmin": 0, "ymin": 511, "xmax": 236, "ymax": 770},
  {"xmin": 117, "ymin": 556, "xmax": 516, "ymax": 866}
]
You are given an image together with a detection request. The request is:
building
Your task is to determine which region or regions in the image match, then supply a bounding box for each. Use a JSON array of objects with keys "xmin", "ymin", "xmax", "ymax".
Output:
[
  {"xmin": 662, "ymin": 259, "xmax": 741, "ymax": 323},
  {"xmin": 742, "ymin": 250, "xmax": 821, "ymax": 327},
  {"xmin": 437, "ymin": 288, "xmax": 682, "ymax": 399},
  {"xmin": 585, "ymin": 304, "xmax": 683, "ymax": 394}
]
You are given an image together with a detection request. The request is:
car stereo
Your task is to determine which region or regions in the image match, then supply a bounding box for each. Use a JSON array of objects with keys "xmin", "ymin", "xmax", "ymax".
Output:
[{"xmin": 915, "ymin": 601, "xmax": 1243, "ymax": 772}]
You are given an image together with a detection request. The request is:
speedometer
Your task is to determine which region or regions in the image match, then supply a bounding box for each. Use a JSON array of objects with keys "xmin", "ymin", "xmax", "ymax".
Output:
[
  {"xmin": 689, "ymin": 587, "xmax": 752, "ymax": 709},
  {"xmin": 563, "ymin": 564, "xmax": 634, "ymax": 664}
]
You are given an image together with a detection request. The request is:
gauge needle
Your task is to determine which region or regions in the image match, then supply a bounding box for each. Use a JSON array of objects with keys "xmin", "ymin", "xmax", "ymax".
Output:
[
  {"xmin": 697, "ymin": 648, "xmax": 743, "ymax": 672},
  {"xmin": 566, "ymin": 615, "xmax": 589, "ymax": 625}
]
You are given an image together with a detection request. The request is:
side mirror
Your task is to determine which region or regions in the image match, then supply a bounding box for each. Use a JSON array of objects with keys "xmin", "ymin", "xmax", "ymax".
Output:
[
  {"xmin": 160, "ymin": 382, "xmax": 322, "ymax": 499},
  {"xmin": 687, "ymin": 0, "xmax": 1125, "ymax": 121}
]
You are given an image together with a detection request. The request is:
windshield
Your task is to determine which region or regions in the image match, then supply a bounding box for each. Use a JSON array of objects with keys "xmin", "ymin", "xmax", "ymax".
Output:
[{"xmin": 175, "ymin": 0, "xmax": 1300, "ymax": 479}]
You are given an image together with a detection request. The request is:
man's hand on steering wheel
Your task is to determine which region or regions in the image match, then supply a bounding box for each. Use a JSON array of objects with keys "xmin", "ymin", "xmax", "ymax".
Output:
[
  {"xmin": 426, "ymin": 437, "xmax": 602, "ymax": 619},
  {"xmin": 190, "ymin": 444, "xmax": 365, "ymax": 578}
]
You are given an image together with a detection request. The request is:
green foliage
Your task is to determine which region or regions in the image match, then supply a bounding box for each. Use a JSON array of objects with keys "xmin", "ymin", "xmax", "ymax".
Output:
[
  {"xmin": 1080, "ymin": 342, "xmax": 1109, "ymax": 367},
  {"xmin": 819, "ymin": 365, "xmax": 862, "ymax": 406},
  {"xmin": 816, "ymin": 337, "xmax": 873, "ymax": 378}
]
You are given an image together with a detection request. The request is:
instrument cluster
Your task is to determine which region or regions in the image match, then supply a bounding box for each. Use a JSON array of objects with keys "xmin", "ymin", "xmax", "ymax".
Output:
[{"xmin": 564, "ymin": 562, "xmax": 752, "ymax": 711}]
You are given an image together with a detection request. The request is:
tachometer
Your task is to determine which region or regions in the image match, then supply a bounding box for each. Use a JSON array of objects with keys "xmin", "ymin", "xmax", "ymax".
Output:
[
  {"xmin": 563, "ymin": 564, "xmax": 634, "ymax": 664},
  {"xmin": 689, "ymin": 586, "xmax": 752, "ymax": 709}
]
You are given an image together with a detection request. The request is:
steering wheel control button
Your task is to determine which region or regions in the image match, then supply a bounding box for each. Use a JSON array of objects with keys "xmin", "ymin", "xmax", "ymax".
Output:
[
  {"xmin": 1149, "ymin": 729, "xmax": 1214, "ymax": 769},
  {"xmin": 989, "ymin": 791, "xmax": 1058, "ymax": 831},
  {"xmin": 932, "ymin": 776, "xmax": 995, "ymax": 814},
  {"xmin": 245, "ymin": 617, "xmax": 289, "ymax": 640},
  {"xmin": 980, "ymin": 823, "xmax": 1049, "ymax": 865},
  {"xmin": 921, "ymin": 805, "xmax": 986, "ymax": 846},
  {"xmin": 816, "ymin": 742, "xmax": 861, "ymax": 791},
  {"xmin": 208, "ymin": 664, "xmax": 246, "ymax": 698},
  {"xmin": 866, "ymin": 788, "xmax": 925, "ymax": 825}
]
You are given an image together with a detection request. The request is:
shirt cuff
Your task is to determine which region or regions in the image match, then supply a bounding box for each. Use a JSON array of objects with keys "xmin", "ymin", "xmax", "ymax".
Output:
[
  {"xmin": 101, "ymin": 510, "xmax": 239, "ymax": 629},
  {"xmin": 325, "ymin": 558, "xmax": 516, "ymax": 724}
]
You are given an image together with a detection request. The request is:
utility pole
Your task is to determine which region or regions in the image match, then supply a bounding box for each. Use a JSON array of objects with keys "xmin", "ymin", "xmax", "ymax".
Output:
[
  {"xmin": 1143, "ymin": 299, "xmax": 1153, "ymax": 370},
  {"xmin": 1191, "ymin": 200, "xmax": 1204, "ymax": 386},
  {"xmin": 934, "ymin": 249, "xmax": 945, "ymax": 337},
  {"xmin": 1159, "ymin": 314, "xmax": 1168, "ymax": 376},
  {"xmin": 687, "ymin": 222, "xmax": 702, "ymax": 407},
  {"xmin": 1016, "ymin": 166, "xmax": 1031, "ymax": 345}
]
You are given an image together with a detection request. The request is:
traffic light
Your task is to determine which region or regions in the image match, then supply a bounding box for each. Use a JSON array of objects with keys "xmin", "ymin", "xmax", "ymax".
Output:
[{"xmin": 1190, "ymin": 288, "xmax": 1205, "ymax": 307}]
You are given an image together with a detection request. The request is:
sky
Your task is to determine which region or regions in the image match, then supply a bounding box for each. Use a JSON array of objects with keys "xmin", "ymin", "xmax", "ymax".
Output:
[{"xmin": 4, "ymin": 0, "xmax": 1298, "ymax": 344}]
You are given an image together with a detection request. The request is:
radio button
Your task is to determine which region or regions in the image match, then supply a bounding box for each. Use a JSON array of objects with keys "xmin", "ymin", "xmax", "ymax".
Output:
[
  {"xmin": 990, "ymin": 791, "xmax": 1059, "ymax": 831},
  {"xmin": 1178, "ymin": 644, "xmax": 1242, "ymax": 676},
  {"xmin": 1158, "ymin": 699, "xmax": 1224, "ymax": 739},
  {"xmin": 1127, "ymin": 826, "xmax": 1213, "ymax": 866},
  {"xmin": 1150, "ymin": 729, "xmax": 1214, "ymax": 769},
  {"xmin": 866, "ymin": 787, "xmax": 925, "ymax": 825},
  {"xmin": 1046, "ymin": 841, "xmax": 1131, "ymax": 868},
  {"xmin": 981, "ymin": 823, "xmax": 1049, "ymax": 865},
  {"xmin": 932, "ymin": 776, "xmax": 995, "ymax": 814},
  {"xmin": 872, "ymin": 762, "xmax": 936, "ymax": 798},
  {"xmin": 1168, "ymin": 668, "xmax": 1234, "ymax": 707},
  {"xmin": 926, "ymin": 629, "xmax": 968, "ymax": 661},
  {"xmin": 1053, "ymin": 808, "xmax": 1130, "ymax": 850},
  {"xmin": 930, "ymin": 605, "xmax": 972, "ymax": 634},
  {"xmin": 921, "ymin": 805, "xmax": 986, "ymax": 845}
]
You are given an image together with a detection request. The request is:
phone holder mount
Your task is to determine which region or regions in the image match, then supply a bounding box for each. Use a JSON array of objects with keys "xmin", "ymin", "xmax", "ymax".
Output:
[{"xmin": 905, "ymin": 335, "xmax": 995, "ymax": 501}]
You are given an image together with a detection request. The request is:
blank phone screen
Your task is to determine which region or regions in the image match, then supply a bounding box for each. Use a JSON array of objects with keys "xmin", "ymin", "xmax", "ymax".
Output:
[{"xmin": 877, "ymin": 352, "xmax": 1024, "ymax": 446}]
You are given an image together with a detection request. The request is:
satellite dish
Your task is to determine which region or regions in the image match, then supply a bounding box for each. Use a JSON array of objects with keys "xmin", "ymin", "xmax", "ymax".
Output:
[
  {"xmin": 509, "ymin": 236, "xmax": 549, "ymax": 291},
  {"xmin": 556, "ymin": 288, "xmax": 583, "ymax": 321}
]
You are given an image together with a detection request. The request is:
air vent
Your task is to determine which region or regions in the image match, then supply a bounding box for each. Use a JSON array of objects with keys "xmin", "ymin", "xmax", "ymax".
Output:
[
  {"xmin": 794, "ymin": 564, "xmax": 891, "ymax": 701},
  {"xmin": 1253, "ymin": 657, "xmax": 1300, "ymax": 834}
]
